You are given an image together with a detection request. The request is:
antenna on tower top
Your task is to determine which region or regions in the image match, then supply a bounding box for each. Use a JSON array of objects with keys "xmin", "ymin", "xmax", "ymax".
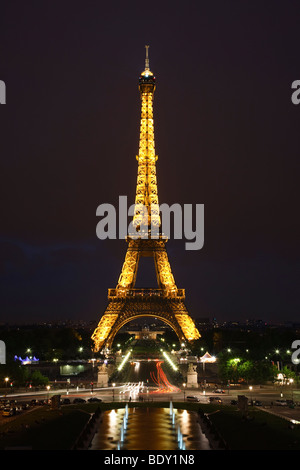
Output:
[{"xmin": 145, "ymin": 45, "xmax": 150, "ymax": 70}]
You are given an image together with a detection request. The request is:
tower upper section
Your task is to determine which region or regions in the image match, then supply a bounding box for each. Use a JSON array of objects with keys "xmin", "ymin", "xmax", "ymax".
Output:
[{"xmin": 133, "ymin": 46, "xmax": 160, "ymax": 233}]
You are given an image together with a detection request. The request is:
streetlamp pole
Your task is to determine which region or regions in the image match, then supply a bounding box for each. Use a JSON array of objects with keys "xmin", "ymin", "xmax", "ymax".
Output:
[
  {"xmin": 183, "ymin": 383, "xmax": 186, "ymax": 402},
  {"xmin": 4, "ymin": 377, "xmax": 9, "ymax": 397},
  {"xmin": 289, "ymin": 379, "xmax": 294, "ymax": 402}
]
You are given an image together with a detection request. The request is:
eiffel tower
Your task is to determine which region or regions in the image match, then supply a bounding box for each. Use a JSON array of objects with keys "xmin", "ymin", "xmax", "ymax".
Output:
[{"xmin": 92, "ymin": 46, "xmax": 200, "ymax": 352}]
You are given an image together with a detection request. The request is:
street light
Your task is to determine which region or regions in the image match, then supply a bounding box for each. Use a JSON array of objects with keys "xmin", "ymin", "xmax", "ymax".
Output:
[
  {"xmin": 249, "ymin": 386, "xmax": 253, "ymax": 404},
  {"xmin": 289, "ymin": 378, "xmax": 294, "ymax": 401},
  {"xmin": 4, "ymin": 377, "xmax": 9, "ymax": 396},
  {"xmin": 183, "ymin": 383, "xmax": 186, "ymax": 402},
  {"xmin": 112, "ymin": 383, "xmax": 116, "ymax": 402}
]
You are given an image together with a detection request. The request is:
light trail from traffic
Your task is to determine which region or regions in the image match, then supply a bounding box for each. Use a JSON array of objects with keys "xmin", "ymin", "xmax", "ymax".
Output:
[
  {"xmin": 162, "ymin": 351, "xmax": 178, "ymax": 371},
  {"xmin": 150, "ymin": 361, "xmax": 180, "ymax": 394},
  {"xmin": 119, "ymin": 382, "xmax": 145, "ymax": 400},
  {"xmin": 117, "ymin": 351, "xmax": 131, "ymax": 371}
]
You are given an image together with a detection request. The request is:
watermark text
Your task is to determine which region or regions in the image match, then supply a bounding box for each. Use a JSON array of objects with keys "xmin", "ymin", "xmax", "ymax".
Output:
[
  {"xmin": 0, "ymin": 80, "xmax": 6, "ymax": 104},
  {"xmin": 96, "ymin": 196, "xmax": 204, "ymax": 251}
]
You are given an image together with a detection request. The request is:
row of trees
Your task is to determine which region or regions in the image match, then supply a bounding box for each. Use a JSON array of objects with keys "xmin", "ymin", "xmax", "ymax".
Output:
[
  {"xmin": 2, "ymin": 323, "xmax": 298, "ymax": 363},
  {"xmin": 0, "ymin": 326, "xmax": 94, "ymax": 388},
  {"xmin": 217, "ymin": 353, "xmax": 298, "ymax": 385},
  {"xmin": 160, "ymin": 327, "xmax": 300, "ymax": 385},
  {"xmin": 0, "ymin": 325, "xmax": 94, "ymax": 362},
  {"xmin": 0, "ymin": 361, "xmax": 49, "ymax": 389}
]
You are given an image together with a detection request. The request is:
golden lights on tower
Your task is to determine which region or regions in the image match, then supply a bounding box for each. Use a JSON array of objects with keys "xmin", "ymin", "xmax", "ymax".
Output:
[{"xmin": 91, "ymin": 46, "xmax": 200, "ymax": 351}]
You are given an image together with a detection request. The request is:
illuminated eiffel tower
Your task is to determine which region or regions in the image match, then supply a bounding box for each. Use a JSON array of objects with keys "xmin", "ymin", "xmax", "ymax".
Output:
[{"xmin": 92, "ymin": 46, "xmax": 200, "ymax": 351}]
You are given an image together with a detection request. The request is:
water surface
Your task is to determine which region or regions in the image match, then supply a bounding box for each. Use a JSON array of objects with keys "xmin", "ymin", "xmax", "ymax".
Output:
[{"xmin": 89, "ymin": 406, "xmax": 211, "ymax": 450}]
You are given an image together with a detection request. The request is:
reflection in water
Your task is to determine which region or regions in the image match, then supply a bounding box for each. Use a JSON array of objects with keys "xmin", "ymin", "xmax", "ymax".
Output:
[
  {"xmin": 176, "ymin": 409, "xmax": 211, "ymax": 450},
  {"xmin": 89, "ymin": 406, "xmax": 211, "ymax": 450}
]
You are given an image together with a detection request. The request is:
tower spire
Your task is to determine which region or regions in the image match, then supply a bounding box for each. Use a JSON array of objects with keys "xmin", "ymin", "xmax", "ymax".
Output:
[{"xmin": 145, "ymin": 44, "xmax": 150, "ymax": 70}]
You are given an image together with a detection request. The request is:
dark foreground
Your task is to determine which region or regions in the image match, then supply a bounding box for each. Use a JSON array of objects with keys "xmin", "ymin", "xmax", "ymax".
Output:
[{"xmin": 0, "ymin": 401, "xmax": 300, "ymax": 451}]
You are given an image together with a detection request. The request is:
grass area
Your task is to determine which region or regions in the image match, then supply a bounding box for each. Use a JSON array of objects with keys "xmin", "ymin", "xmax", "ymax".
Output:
[
  {"xmin": 206, "ymin": 405, "xmax": 300, "ymax": 450},
  {"xmin": 0, "ymin": 406, "xmax": 91, "ymax": 450},
  {"xmin": 1, "ymin": 401, "xmax": 300, "ymax": 450}
]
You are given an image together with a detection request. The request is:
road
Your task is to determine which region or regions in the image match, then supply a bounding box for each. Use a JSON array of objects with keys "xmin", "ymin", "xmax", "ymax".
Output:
[{"xmin": 1, "ymin": 358, "xmax": 300, "ymax": 424}]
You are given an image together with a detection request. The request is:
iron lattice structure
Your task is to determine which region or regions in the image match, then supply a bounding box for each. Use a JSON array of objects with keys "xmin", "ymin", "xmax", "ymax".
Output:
[{"xmin": 92, "ymin": 46, "xmax": 200, "ymax": 351}]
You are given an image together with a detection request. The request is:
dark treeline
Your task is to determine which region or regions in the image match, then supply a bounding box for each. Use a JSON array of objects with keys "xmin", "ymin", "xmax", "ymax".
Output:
[
  {"xmin": 0, "ymin": 325, "xmax": 95, "ymax": 362},
  {"xmin": 1, "ymin": 324, "xmax": 299, "ymax": 363}
]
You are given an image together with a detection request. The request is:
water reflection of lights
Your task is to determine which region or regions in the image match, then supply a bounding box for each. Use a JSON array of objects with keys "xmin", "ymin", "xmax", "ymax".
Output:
[
  {"xmin": 178, "ymin": 409, "xmax": 190, "ymax": 440},
  {"xmin": 109, "ymin": 409, "xmax": 117, "ymax": 423},
  {"xmin": 182, "ymin": 409, "xmax": 188, "ymax": 418},
  {"xmin": 108, "ymin": 408, "xmax": 123, "ymax": 436},
  {"xmin": 169, "ymin": 402, "xmax": 185, "ymax": 450},
  {"xmin": 119, "ymin": 404, "xmax": 185, "ymax": 450},
  {"xmin": 90, "ymin": 405, "xmax": 210, "ymax": 450},
  {"xmin": 117, "ymin": 404, "xmax": 129, "ymax": 450}
]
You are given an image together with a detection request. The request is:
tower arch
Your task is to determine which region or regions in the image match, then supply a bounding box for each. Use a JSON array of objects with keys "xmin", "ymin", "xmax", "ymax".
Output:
[{"xmin": 105, "ymin": 313, "xmax": 185, "ymax": 350}]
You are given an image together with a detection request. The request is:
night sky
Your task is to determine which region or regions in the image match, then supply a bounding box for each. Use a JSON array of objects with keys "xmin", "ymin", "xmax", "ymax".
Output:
[{"xmin": 0, "ymin": 1, "xmax": 299, "ymax": 325}]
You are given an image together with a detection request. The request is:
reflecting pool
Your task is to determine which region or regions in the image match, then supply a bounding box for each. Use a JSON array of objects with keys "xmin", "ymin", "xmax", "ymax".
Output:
[{"xmin": 89, "ymin": 406, "xmax": 211, "ymax": 450}]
